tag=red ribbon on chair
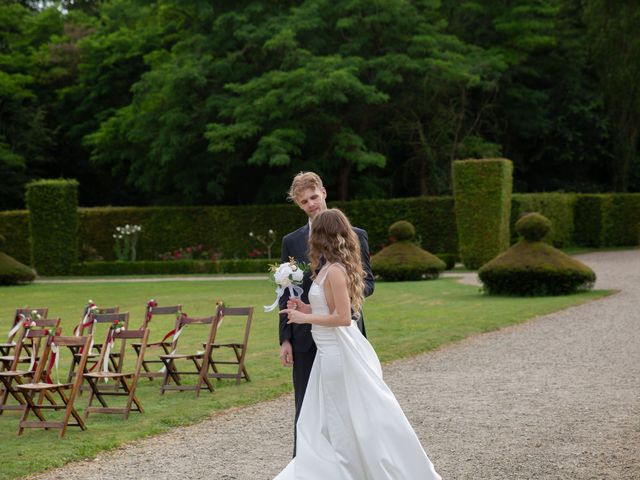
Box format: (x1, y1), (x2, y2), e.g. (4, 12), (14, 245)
(160, 312), (187, 343)
(74, 301), (97, 336)
(7, 313), (25, 342)
(144, 299), (158, 327)
(45, 338), (58, 384)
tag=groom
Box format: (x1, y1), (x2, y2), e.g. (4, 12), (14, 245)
(278, 171), (375, 453)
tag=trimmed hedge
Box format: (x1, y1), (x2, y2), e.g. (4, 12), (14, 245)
(573, 193), (640, 247)
(78, 204), (307, 262)
(70, 259), (273, 276)
(25, 179), (79, 275)
(601, 194), (640, 246)
(333, 196), (458, 255)
(573, 194), (605, 247)
(0, 210), (31, 265)
(453, 158), (513, 269)
(511, 193), (575, 247)
(1, 192), (637, 274)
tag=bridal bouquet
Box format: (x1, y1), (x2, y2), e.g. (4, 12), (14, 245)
(264, 257), (308, 312)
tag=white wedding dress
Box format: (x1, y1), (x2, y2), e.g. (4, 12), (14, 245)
(274, 263), (441, 480)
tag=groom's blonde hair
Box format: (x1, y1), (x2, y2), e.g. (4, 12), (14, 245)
(287, 171), (324, 201)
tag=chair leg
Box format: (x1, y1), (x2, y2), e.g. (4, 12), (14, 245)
(17, 390), (35, 436)
(193, 357), (214, 396)
(59, 388), (86, 438)
(121, 377), (143, 419)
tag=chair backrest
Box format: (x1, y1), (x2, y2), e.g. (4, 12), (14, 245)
(216, 307), (253, 348)
(166, 314), (216, 354)
(10, 319), (61, 374)
(45, 335), (91, 386)
(92, 312), (130, 368)
(142, 303), (182, 327)
(94, 322), (148, 375)
(141, 303), (182, 343)
(75, 305), (120, 336)
(8, 308), (49, 343)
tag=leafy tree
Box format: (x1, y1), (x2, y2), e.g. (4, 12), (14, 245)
(584, 0), (640, 191)
(0, 2), (62, 209)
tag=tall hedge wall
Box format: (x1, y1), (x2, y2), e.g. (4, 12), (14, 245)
(77, 198), (458, 262)
(511, 193), (576, 247)
(78, 204), (308, 261)
(573, 193), (640, 247)
(453, 158), (513, 269)
(25, 179), (79, 275)
(2, 193), (638, 272)
(332, 196), (458, 254)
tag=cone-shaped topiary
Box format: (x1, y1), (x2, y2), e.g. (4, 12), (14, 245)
(0, 250), (36, 285)
(478, 213), (595, 295)
(372, 221), (446, 281)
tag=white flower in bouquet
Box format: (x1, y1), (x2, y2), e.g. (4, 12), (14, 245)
(264, 257), (308, 312)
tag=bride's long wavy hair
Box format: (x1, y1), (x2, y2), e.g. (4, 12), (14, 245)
(309, 209), (365, 316)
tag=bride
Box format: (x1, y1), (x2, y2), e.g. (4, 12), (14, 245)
(276, 208), (441, 480)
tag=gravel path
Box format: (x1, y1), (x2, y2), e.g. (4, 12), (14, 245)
(27, 250), (640, 480)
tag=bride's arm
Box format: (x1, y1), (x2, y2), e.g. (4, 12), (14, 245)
(280, 268), (352, 327)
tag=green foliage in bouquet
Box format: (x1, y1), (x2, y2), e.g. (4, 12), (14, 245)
(479, 213), (596, 295)
(371, 221), (446, 281)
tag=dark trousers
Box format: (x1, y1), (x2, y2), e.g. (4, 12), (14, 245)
(291, 343), (317, 457)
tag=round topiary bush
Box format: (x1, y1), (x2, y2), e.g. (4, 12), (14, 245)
(372, 221), (446, 281)
(516, 212), (551, 241)
(478, 213), (595, 295)
(0, 251), (36, 285)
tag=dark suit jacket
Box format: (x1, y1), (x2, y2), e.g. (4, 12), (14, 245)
(278, 223), (375, 353)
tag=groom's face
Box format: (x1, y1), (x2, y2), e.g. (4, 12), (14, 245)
(295, 187), (327, 219)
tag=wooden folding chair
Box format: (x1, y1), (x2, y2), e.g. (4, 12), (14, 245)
(67, 307), (129, 383)
(0, 322), (61, 417)
(0, 308), (48, 358)
(16, 334), (92, 438)
(66, 306), (120, 383)
(83, 325), (149, 420)
(0, 317), (60, 373)
(206, 307), (253, 385)
(131, 302), (182, 380)
(159, 312), (220, 397)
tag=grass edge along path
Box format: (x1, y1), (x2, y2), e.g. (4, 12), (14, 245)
(0, 278), (612, 480)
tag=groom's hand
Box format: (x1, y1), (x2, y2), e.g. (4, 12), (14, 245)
(279, 340), (294, 367)
(287, 298), (311, 314)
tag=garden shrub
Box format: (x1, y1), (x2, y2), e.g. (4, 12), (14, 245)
(371, 221), (446, 281)
(453, 158), (513, 269)
(25, 179), (79, 275)
(0, 210), (31, 265)
(0, 235), (36, 284)
(70, 259), (273, 276)
(0, 252), (36, 284)
(511, 193), (575, 247)
(479, 213), (596, 295)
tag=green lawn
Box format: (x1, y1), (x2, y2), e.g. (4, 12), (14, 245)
(0, 277), (611, 479)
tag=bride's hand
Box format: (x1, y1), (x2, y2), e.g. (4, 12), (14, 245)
(279, 308), (308, 324)
(287, 298), (311, 314)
